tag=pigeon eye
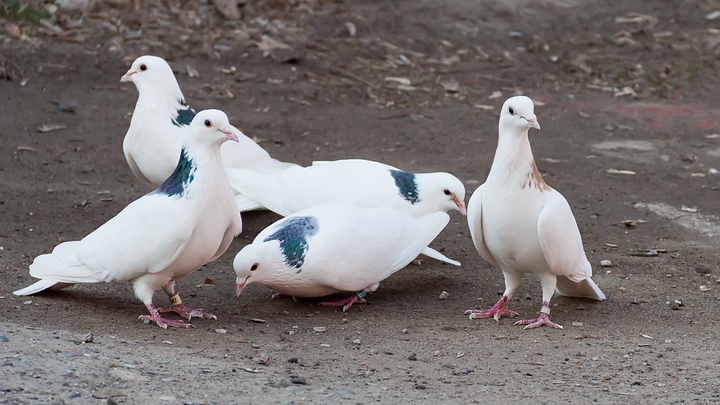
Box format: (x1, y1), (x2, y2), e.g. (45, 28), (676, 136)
(140, 64), (147, 71)
(250, 263), (258, 271)
(204, 119), (212, 127)
(443, 189), (451, 196)
(508, 106), (515, 115)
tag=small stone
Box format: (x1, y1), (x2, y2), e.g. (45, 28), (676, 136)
(159, 396), (176, 401)
(600, 260), (612, 267)
(215, 329), (227, 334)
(402, 329), (408, 334)
(288, 357), (299, 364)
(290, 376), (307, 385)
(352, 339), (361, 345)
(572, 322), (583, 327)
(313, 327), (327, 332)
(0, 334), (9, 342)
(670, 299), (683, 310)
(438, 291), (449, 300)
(414, 384), (426, 389)
(83, 333), (93, 343)
(408, 354), (417, 361)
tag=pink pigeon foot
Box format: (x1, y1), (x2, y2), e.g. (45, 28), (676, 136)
(271, 292), (298, 301)
(158, 303), (217, 321)
(513, 312), (563, 330)
(465, 296), (518, 321)
(318, 291), (367, 312)
(139, 303), (194, 329)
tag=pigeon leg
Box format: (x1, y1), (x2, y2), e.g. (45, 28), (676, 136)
(466, 271), (521, 321)
(513, 301), (563, 329)
(513, 275), (562, 329)
(139, 302), (194, 329)
(157, 293), (217, 320)
(465, 295), (518, 320)
(318, 290), (367, 312)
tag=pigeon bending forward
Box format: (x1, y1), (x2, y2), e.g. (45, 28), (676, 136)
(14, 110), (243, 329)
(465, 96), (604, 330)
(233, 202), (450, 311)
(226, 159), (466, 265)
(121, 55), (295, 209)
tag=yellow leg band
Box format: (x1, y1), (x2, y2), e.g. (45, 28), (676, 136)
(169, 294), (182, 306)
(540, 306), (550, 315)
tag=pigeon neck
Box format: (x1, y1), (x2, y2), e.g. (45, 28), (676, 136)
(488, 126), (547, 191)
(156, 141), (224, 197)
(135, 80), (191, 124)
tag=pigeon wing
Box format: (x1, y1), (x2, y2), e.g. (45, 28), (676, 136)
(466, 184), (497, 264)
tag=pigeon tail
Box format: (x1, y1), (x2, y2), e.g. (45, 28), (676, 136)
(13, 279), (73, 296)
(25, 241), (100, 284)
(555, 276), (605, 300)
(419, 247), (461, 266)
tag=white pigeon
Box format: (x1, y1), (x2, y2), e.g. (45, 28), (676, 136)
(465, 96), (605, 330)
(233, 202), (450, 311)
(14, 109), (243, 329)
(226, 159), (466, 265)
(121, 55), (296, 210)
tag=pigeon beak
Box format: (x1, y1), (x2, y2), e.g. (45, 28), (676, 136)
(120, 70), (135, 82)
(219, 127), (240, 143)
(236, 277), (249, 297)
(454, 198), (467, 216)
(524, 114), (541, 130)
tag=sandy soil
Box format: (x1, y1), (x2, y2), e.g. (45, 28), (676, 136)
(3, 0), (720, 403)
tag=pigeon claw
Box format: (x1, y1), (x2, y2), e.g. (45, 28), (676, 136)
(465, 296), (518, 321)
(159, 303), (217, 321)
(138, 314), (194, 329)
(513, 313), (563, 330)
(318, 295), (366, 312)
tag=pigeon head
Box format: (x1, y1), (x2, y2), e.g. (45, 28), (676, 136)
(499, 96), (540, 133)
(418, 173), (467, 216)
(188, 110), (241, 145)
(121, 55), (176, 90)
(233, 243), (281, 297)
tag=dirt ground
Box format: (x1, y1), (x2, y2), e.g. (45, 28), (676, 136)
(3, 0), (720, 403)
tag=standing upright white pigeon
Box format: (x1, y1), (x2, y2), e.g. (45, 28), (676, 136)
(14, 110), (243, 329)
(226, 159), (466, 265)
(233, 202), (451, 311)
(465, 96), (604, 330)
(121, 55), (296, 210)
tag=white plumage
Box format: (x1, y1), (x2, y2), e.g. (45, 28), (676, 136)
(121, 55), (295, 209)
(233, 202), (451, 311)
(14, 110), (243, 329)
(465, 96), (604, 330)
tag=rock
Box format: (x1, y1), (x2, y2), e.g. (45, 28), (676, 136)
(211, 0), (240, 20)
(288, 357), (298, 364)
(0, 333), (9, 342)
(438, 291), (449, 300)
(290, 376), (307, 385)
(215, 329), (227, 334)
(408, 354), (417, 361)
(600, 260), (612, 267)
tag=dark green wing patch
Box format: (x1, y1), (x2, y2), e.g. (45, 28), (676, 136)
(389, 169), (420, 204)
(155, 148), (196, 197)
(264, 216), (319, 272)
(171, 100), (196, 127)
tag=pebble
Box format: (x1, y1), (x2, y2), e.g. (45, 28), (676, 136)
(215, 329), (227, 334)
(313, 327), (327, 332)
(572, 322), (583, 327)
(288, 357), (299, 363)
(0, 333), (9, 342)
(438, 291), (449, 300)
(408, 354), (417, 361)
(600, 260), (612, 267)
(290, 376), (307, 385)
